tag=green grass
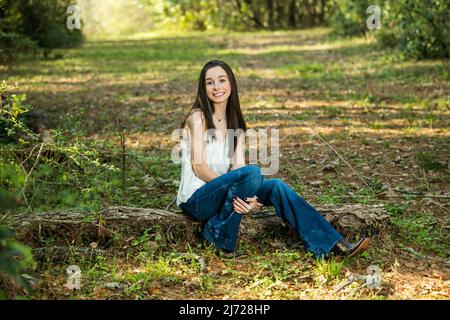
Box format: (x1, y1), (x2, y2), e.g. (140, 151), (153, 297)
(390, 209), (448, 258)
(312, 257), (347, 283)
(417, 152), (447, 171)
(316, 183), (349, 205)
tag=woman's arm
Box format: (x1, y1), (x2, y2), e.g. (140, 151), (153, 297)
(187, 111), (220, 183)
(231, 131), (246, 171)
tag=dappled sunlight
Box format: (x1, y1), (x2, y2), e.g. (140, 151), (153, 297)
(1, 0), (449, 302)
(219, 37), (370, 56)
(2, 26), (448, 300)
(87, 131), (178, 151)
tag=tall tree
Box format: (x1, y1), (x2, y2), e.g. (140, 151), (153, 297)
(289, 0), (297, 28)
(267, 0), (274, 29)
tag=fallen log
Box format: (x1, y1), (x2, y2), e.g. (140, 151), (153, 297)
(7, 204), (390, 251)
(32, 246), (107, 262)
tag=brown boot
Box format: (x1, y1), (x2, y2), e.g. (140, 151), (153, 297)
(334, 237), (371, 258)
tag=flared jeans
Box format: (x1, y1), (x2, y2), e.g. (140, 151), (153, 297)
(179, 165), (343, 258)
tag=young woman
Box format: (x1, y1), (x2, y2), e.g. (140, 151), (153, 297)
(176, 59), (370, 259)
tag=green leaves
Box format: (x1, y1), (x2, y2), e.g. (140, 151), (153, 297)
(313, 257), (347, 283)
(390, 211), (447, 257)
(0, 226), (35, 295)
(1, 0), (83, 51)
(329, 0), (449, 59)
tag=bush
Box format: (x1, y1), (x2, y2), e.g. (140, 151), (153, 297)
(327, 0), (449, 59)
(0, 32), (40, 62)
(328, 0), (372, 36)
(0, 85), (35, 296)
(159, 0), (216, 31)
(0, 0), (83, 58)
(0, 85), (124, 213)
(377, 0), (449, 59)
(0, 226), (35, 298)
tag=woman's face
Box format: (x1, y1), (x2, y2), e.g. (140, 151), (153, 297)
(205, 66), (231, 105)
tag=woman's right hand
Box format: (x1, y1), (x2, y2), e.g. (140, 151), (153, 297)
(232, 196), (263, 215)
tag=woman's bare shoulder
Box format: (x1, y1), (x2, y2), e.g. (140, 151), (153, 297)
(186, 108), (206, 125)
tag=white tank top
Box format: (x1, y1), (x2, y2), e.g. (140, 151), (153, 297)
(176, 128), (231, 207)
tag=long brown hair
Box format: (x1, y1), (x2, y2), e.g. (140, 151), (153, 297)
(180, 59), (247, 153)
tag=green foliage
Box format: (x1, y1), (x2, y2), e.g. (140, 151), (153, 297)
(0, 31), (40, 62)
(170, 0), (214, 31)
(312, 257), (347, 282)
(0, 0), (83, 60)
(328, 0), (449, 59)
(328, 0), (370, 36)
(1, 88), (124, 212)
(316, 183), (349, 205)
(385, 203), (406, 216)
(1, 82), (181, 213)
(390, 211), (447, 257)
(0, 227), (35, 295)
(417, 151), (447, 171)
(0, 82), (35, 299)
(0, 92), (37, 144)
(378, 0), (449, 59)
(152, 0), (247, 31)
(89, 0), (331, 33)
(0, 160), (35, 298)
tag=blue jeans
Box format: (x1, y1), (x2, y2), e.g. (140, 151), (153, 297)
(179, 165), (343, 258)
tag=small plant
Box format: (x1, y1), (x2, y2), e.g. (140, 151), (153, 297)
(354, 188), (376, 205)
(145, 257), (177, 281)
(385, 203), (406, 216)
(371, 121), (385, 130)
(312, 257), (347, 283)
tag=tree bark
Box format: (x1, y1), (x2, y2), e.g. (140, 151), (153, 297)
(243, 0), (265, 28)
(267, 0), (275, 29)
(319, 0), (327, 24)
(7, 204), (390, 249)
(288, 0), (297, 28)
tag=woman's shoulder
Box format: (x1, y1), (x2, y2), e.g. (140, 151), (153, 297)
(186, 108), (206, 126)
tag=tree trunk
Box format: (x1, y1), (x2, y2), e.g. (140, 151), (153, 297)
(319, 0), (327, 24)
(243, 0), (265, 28)
(7, 204), (390, 250)
(267, 0), (275, 29)
(297, 0), (305, 28)
(275, 0), (286, 29)
(288, 0), (297, 28)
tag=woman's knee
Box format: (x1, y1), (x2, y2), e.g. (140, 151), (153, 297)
(267, 178), (288, 191)
(234, 165), (263, 193)
(238, 164), (261, 179)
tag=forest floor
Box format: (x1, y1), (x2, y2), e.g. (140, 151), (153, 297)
(1, 27), (449, 300)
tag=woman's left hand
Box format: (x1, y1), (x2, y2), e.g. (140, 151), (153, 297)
(232, 196), (264, 215)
